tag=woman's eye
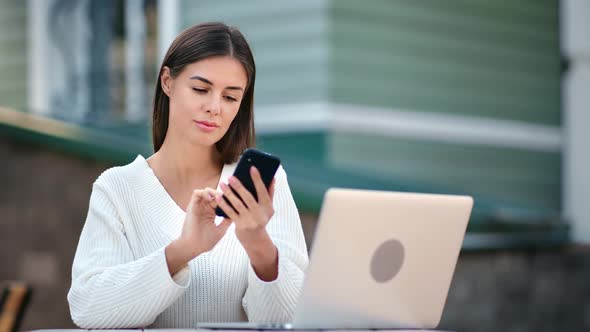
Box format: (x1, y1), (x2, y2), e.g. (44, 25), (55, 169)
(225, 96), (238, 102)
(192, 88), (207, 94)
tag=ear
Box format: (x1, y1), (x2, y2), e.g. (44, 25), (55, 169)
(160, 66), (173, 97)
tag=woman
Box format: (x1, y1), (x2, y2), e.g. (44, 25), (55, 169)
(67, 22), (309, 329)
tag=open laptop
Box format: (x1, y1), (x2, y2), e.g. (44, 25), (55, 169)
(198, 188), (473, 330)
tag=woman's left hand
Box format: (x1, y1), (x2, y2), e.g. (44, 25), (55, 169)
(216, 166), (279, 281)
(216, 166), (276, 250)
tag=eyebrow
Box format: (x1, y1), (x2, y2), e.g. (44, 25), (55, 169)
(190, 75), (243, 91)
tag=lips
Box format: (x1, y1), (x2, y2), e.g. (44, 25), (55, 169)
(194, 120), (218, 128)
(193, 120), (219, 133)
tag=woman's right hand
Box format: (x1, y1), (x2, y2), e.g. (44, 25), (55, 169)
(165, 188), (232, 275)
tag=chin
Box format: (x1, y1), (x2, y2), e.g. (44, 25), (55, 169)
(191, 133), (222, 147)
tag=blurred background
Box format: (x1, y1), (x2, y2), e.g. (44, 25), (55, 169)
(0, 0), (589, 331)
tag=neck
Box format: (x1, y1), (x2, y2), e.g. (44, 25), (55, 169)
(148, 135), (222, 186)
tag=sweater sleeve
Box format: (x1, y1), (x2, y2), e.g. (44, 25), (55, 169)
(242, 166), (309, 323)
(67, 181), (190, 328)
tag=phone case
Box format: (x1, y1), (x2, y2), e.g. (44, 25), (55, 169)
(215, 148), (281, 218)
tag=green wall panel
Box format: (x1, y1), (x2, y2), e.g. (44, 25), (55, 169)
(0, 0), (27, 110)
(180, 0), (330, 106)
(330, 0), (560, 125)
(178, 0), (562, 219)
(328, 132), (560, 212)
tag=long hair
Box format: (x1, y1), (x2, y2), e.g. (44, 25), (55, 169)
(152, 22), (256, 164)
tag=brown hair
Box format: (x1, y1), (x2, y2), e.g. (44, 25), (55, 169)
(152, 22), (256, 164)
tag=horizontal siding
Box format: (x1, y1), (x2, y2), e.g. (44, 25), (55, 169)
(0, 92), (26, 109)
(178, 0), (562, 216)
(330, 0), (560, 125)
(180, 0), (330, 106)
(0, 35), (26, 52)
(0, 0), (27, 110)
(328, 133), (560, 212)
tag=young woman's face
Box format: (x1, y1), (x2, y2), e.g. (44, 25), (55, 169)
(162, 56), (248, 149)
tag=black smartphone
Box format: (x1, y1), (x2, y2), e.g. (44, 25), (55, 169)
(215, 148), (281, 218)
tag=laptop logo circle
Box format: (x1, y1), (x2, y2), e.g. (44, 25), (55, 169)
(370, 239), (405, 283)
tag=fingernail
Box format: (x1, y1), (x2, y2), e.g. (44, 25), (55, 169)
(220, 182), (228, 190)
(228, 177), (235, 184)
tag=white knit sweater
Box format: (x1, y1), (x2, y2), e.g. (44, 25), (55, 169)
(67, 155), (309, 329)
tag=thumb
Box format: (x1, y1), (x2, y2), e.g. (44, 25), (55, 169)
(187, 189), (203, 213)
(203, 187), (220, 210)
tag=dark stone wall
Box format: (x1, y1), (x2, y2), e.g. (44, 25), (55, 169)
(0, 137), (109, 329)
(1, 137), (588, 331)
(441, 248), (590, 332)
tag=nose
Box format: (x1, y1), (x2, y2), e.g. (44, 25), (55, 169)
(205, 93), (221, 115)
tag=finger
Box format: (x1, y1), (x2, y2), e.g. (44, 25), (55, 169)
(202, 187), (219, 200)
(220, 182), (248, 215)
(207, 197), (218, 210)
(187, 189), (203, 212)
(203, 187), (221, 209)
(193, 189), (204, 200)
(195, 189), (217, 211)
(250, 166), (271, 205)
(216, 192), (239, 220)
(228, 176), (257, 209)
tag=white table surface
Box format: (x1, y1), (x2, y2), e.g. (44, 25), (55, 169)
(30, 329), (452, 332)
